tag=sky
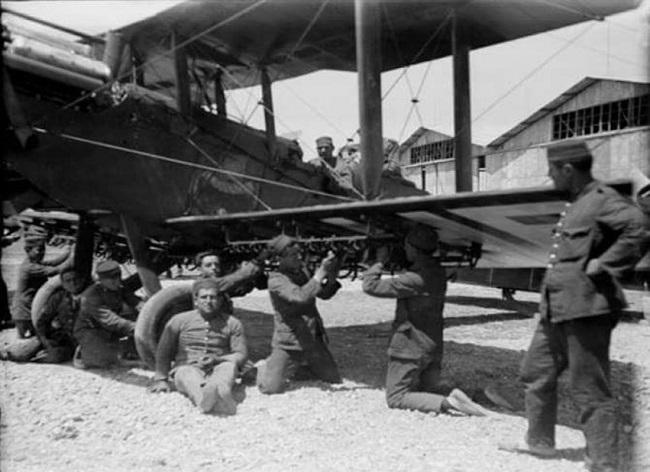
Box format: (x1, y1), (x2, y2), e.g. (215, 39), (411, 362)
(4, 0), (649, 161)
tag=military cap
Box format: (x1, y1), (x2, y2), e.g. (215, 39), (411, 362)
(192, 277), (224, 296)
(267, 234), (294, 256)
(316, 136), (334, 148)
(95, 259), (121, 277)
(405, 225), (439, 253)
(546, 141), (592, 166)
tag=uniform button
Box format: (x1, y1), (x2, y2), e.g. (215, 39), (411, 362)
(547, 264), (553, 269)
(557, 222), (563, 227)
(565, 202), (571, 207)
(552, 244), (558, 248)
(550, 254), (556, 259)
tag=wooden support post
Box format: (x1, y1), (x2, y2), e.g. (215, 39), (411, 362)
(172, 30), (191, 116)
(260, 67), (277, 162)
(73, 212), (94, 285)
(355, 0), (383, 201)
(120, 215), (162, 297)
(214, 69), (227, 116)
(452, 12), (473, 192)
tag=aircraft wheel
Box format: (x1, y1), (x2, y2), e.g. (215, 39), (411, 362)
(135, 282), (193, 368)
(31, 276), (63, 329)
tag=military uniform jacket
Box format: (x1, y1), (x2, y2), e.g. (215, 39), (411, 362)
(35, 288), (80, 344)
(268, 268), (340, 351)
(155, 310), (247, 379)
(540, 180), (646, 322)
(362, 258), (447, 360)
(74, 282), (139, 341)
(10, 252), (71, 321)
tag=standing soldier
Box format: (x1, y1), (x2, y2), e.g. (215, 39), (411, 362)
(73, 260), (142, 368)
(502, 141), (647, 472)
(256, 235), (342, 394)
(362, 225), (489, 417)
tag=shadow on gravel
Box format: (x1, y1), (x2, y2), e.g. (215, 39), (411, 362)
(444, 312), (531, 327)
(73, 306), (638, 471)
(446, 295), (538, 315)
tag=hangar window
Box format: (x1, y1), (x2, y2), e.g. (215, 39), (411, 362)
(552, 93), (649, 140)
(410, 138), (454, 164)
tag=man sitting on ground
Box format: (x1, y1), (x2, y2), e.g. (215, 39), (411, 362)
(11, 226), (73, 339)
(148, 278), (247, 415)
(73, 260), (142, 368)
(34, 267), (87, 363)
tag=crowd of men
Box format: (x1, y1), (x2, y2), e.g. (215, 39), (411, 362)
(1, 140), (647, 472)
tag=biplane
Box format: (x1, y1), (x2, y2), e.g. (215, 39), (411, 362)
(2, 1), (648, 360)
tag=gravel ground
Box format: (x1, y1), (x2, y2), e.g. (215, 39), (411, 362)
(1, 280), (649, 472)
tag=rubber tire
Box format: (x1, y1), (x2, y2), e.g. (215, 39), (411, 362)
(31, 276), (62, 329)
(135, 282), (193, 368)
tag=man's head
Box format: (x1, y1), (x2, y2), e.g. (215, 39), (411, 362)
(23, 225), (47, 261)
(24, 239), (46, 262)
(192, 278), (227, 316)
(95, 259), (122, 291)
(60, 268), (85, 295)
(196, 251), (222, 278)
(316, 136), (334, 160)
(546, 141), (593, 193)
(404, 225), (439, 261)
(267, 234), (302, 271)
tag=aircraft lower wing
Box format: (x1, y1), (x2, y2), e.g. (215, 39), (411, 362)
(166, 181), (635, 270)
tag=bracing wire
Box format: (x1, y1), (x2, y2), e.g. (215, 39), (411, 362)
(31, 127), (355, 202)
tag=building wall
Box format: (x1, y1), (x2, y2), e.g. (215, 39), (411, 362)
(484, 80), (649, 191)
(397, 129), (485, 194)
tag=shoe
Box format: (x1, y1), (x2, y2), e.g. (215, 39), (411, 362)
(498, 439), (557, 458)
(584, 454), (617, 472)
(72, 346), (86, 369)
(446, 388), (491, 416)
(484, 385), (516, 411)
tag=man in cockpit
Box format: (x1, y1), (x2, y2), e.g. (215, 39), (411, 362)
(308, 136), (338, 168)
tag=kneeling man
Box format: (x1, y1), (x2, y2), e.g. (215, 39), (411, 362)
(149, 278), (247, 415)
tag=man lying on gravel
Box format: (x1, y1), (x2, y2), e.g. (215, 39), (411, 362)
(362, 225), (489, 417)
(256, 235), (342, 394)
(148, 278), (247, 415)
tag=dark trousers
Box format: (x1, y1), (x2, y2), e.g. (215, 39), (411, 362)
(76, 329), (122, 368)
(257, 343), (341, 394)
(520, 316), (617, 470)
(386, 356), (445, 413)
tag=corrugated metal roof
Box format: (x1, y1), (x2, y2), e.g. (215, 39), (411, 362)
(487, 77), (650, 149)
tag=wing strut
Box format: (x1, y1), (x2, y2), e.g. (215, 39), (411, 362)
(452, 12), (473, 192)
(355, 0), (383, 201)
(261, 66), (277, 163)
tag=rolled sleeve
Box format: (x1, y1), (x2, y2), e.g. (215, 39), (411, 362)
(362, 264), (422, 298)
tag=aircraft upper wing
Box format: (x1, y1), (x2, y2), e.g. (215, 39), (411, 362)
(117, 0), (641, 91)
(166, 181), (633, 269)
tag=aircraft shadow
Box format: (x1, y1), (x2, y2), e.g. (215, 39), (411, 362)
(62, 306), (639, 470)
(445, 295), (539, 315)
(235, 308), (640, 469)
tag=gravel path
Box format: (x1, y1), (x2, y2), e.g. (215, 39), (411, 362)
(2, 282), (648, 472)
